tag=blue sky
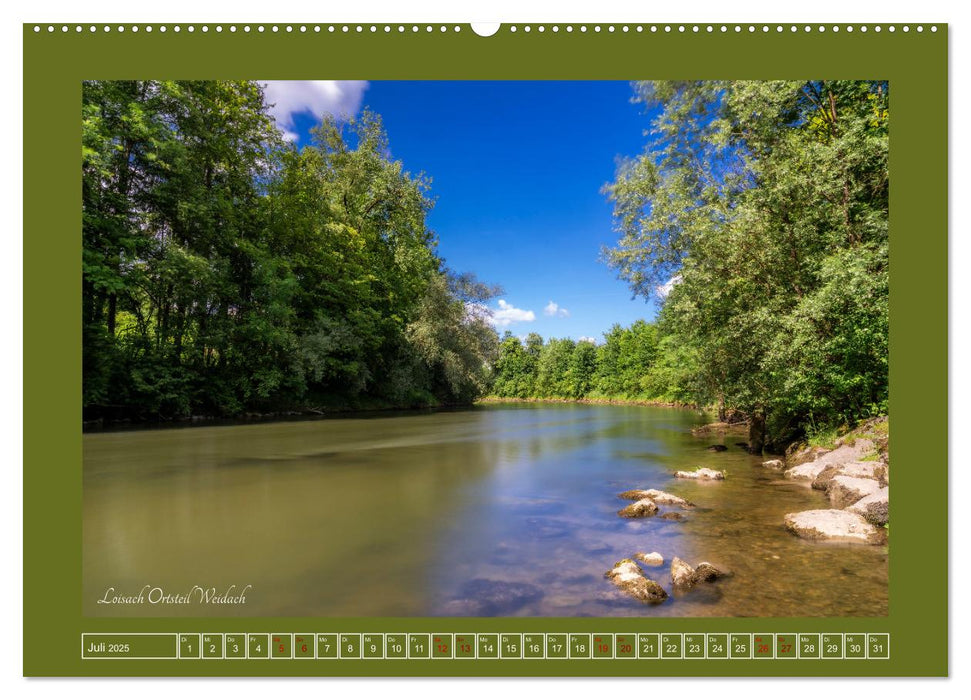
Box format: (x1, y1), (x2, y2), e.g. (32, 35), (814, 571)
(263, 80), (661, 343)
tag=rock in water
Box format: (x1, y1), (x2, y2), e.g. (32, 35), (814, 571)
(669, 557), (729, 588)
(826, 475), (883, 508)
(670, 556), (697, 588)
(762, 459), (784, 470)
(660, 512), (684, 521)
(617, 498), (659, 518)
(846, 487), (889, 527)
(784, 509), (886, 545)
(618, 489), (693, 508)
(674, 468), (725, 480)
(694, 562), (730, 582)
(635, 551), (664, 567)
(707, 444), (728, 452)
(605, 559), (668, 603)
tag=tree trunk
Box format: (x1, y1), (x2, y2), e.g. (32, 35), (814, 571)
(107, 293), (117, 337)
(748, 410), (766, 455)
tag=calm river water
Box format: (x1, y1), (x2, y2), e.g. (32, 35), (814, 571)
(83, 403), (888, 617)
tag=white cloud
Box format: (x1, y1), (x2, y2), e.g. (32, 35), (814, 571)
(579, 336), (597, 344)
(464, 301), (492, 323)
(657, 274), (683, 298)
(543, 300), (570, 318)
(261, 81), (369, 141)
(490, 299), (536, 327)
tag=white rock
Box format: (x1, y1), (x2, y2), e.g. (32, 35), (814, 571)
(813, 461), (888, 491)
(846, 486), (889, 526)
(605, 559), (667, 603)
(762, 459), (785, 470)
(670, 556), (697, 587)
(784, 509), (885, 545)
(617, 498), (659, 518)
(784, 439), (875, 481)
(827, 475), (883, 508)
(607, 559), (643, 583)
(635, 551), (664, 567)
(620, 489), (693, 507)
(674, 467), (725, 480)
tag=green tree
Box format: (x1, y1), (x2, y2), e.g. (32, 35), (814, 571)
(568, 340), (598, 398)
(605, 80), (889, 447)
(82, 82), (501, 421)
(535, 338), (576, 397)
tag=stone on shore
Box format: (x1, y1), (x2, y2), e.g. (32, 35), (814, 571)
(762, 459), (785, 470)
(617, 498), (659, 518)
(784, 509), (886, 545)
(605, 559), (668, 603)
(785, 444), (831, 468)
(635, 551), (664, 567)
(812, 461), (889, 491)
(618, 489), (693, 508)
(827, 475), (883, 508)
(784, 439), (875, 481)
(670, 556), (697, 588)
(846, 487), (889, 527)
(674, 467), (725, 480)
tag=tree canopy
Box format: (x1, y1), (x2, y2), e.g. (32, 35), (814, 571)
(83, 81), (500, 420)
(604, 81), (889, 446)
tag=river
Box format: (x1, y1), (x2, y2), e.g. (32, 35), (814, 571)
(83, 403), (888, 617)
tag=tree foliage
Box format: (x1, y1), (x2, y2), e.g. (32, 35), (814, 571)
(604, 80), (889, 446)
(490, 325), (667, 402)
(82, 81), (499, 420)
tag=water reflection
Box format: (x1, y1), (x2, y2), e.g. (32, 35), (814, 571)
(83, 404), (887, 617)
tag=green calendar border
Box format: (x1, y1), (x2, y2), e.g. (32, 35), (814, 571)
(22, 22), (948, 677)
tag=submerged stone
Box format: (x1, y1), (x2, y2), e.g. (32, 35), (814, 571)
(444, 578), (544, 616)
(617, 498), (659, 518)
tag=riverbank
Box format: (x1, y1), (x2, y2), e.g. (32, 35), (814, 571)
(476, 395), (702, 410)
(84, 394), (700, 432)
(82, 397), (469, 432)
(774, 416), (890, 544)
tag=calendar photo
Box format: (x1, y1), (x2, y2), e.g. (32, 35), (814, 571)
(81, 78), (889, 619)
